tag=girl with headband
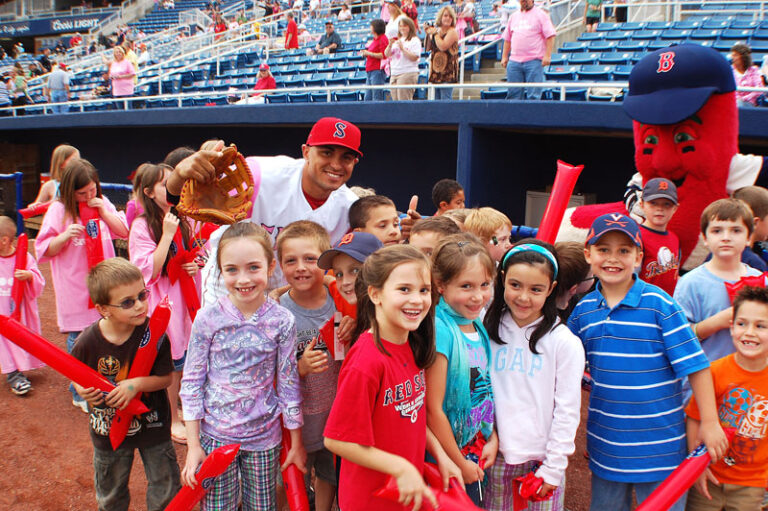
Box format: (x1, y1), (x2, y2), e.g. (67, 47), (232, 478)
(482, 239), (585, 511)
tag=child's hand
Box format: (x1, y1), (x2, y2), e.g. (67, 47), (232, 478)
(459, 458), (484, 484)
(281, 442), (307, 473)
(105, 378), (140, 410)
(394, 460), (437, 511)
(298, 338), (329, 376)
(162, 212), (180, 238)
(400, 195), (421, 241)
(76, 385), (104, 407)
(693, 467), (719, 499)
(538, 482), (557, 498)
(698, 419), (729, 462)
(337, 316), (356, 344)
(181, 262), (198, 277)
(13, 269), (33, 281)
(87, 197), (105, 211)
(65, 223), (85, 240)
(181, 444), (207, 488)
(480, 431), (499, 470)
(435, 451), (464, 492)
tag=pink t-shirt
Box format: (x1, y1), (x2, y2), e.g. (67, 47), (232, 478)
(110, 58), (136, 97)
(129, 216), (200, 360)
(0, 251), (45, 374)
(35, 198), (127, 332)
(502, 6), (556, 63)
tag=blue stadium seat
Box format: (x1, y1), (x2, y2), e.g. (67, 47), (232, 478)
(588, 41), (617, 52)
(560, 41), (588, 52)
(646, 21), (672, 30)
(752, 29), (768, 40)
(325, 77), (347, 87)
(730, 20), (758, 29)
(311, 92), (329, 102)
(544, 65), (579, 81)
(631, 29), (661, 40)
(720, 28), (752, 39)
(673, 20), (700, 29)
(702, 20), (730, 29)
(579, 32), (604, 41)
(616, 40), (647, 51)
(620, 22), (645, 30)
(661, 29), (691, 39)
(599, 52), (632, 65)
(334, 91), (361, 101)
(266, 93), (289, 103)
(569, 52), (599, 65)
(751, 41), (768, 52)
(649, 40), (679, 50)
(713, 40), (736, 51)
(612, 65), (632, 80)
(689, 29), (721, 39)
(304, 77), (326, 88)
(564, 88), (588, 101)
(605, 30), (633, 40)
(577, 65), (613, 81)
(481, 90), (507, 99)
(595, 22), (619, 31)
(549, 53), (567, 65)
(288, 92), (312, 103)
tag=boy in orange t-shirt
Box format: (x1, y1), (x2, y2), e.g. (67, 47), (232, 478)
(685, 285), (768, 510)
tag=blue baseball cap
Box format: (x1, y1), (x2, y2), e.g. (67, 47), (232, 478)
(623, 44), (735, 125)
(586, 213), (643, 248)
(318, 231), (382, 269)
(642, 177), (678, 204)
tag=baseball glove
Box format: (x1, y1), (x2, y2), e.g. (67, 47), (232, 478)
(177, 144), (254, 225)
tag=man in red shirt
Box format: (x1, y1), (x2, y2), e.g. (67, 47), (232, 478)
(285, 11), (299, 49)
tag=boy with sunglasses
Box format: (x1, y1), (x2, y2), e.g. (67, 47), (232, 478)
(72, 258), (180, 511)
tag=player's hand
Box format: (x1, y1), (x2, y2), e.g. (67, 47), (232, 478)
(337, 315), (356, 344)
(400, 195), (421, 241)
(176, 150), (221, 184)
(105, 378), (140, 410)
(13, 269), (33, 281)
(693, 468), (719, 500)
(394, 460), (437, 511)
(181, 444), (207, 488)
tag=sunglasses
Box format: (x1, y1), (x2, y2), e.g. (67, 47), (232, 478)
(106, 288), (151, 309)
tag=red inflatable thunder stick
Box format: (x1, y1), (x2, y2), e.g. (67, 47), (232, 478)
(512, 471), (553, 511)
(164, 443), (240, 511)
(18, 202), (51, 219)
(9, 233), (27, 320)
(79, 202), (105, 308)
(109, 297), (172, 450)
(281, 426), (310, 511)
(725, 273), (767, 303)
(0, 314), (149, 416)
(167, 229), (201, 322)
(374, 462), (482, 511)
(535, 161), (584, 244)
(635, 428), (736, 511)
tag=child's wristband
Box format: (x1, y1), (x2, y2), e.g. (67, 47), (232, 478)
(692, 322), (700, 339)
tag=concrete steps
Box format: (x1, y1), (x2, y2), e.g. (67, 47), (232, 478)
(456, 59), (506, 99)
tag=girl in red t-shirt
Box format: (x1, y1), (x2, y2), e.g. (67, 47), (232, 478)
(324, 245), (462, 510)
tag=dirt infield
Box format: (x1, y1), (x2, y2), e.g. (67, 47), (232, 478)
(0, 262), (592, 511)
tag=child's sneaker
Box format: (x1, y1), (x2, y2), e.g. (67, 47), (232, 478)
(72, 398), (89, 413)
(8, 373), (31, 396)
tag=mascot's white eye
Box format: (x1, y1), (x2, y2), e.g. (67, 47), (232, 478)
(644, 135), (659, 145)
(674, 132), (695, 143)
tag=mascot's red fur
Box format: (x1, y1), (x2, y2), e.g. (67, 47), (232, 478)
(561, 44), (762, 269)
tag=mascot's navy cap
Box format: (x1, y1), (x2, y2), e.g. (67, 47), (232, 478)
(623, 44), (735, 125)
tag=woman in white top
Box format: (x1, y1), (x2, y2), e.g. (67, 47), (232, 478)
(385, 15), (421, 100)
(337, 3), (352, 20)
(384, 0), (410, 39)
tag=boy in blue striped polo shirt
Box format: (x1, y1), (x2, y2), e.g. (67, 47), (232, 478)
(568, 213), (729, 511)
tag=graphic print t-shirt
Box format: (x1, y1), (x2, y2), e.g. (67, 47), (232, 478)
(324, 332), (426, 511)
(71, 319), (174, 451)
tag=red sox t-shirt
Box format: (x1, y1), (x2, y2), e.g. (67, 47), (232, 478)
(324, 331), (426, 510)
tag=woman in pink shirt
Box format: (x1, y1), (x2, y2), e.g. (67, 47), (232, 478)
(731, 43), (764, 107)
(34, 158), (129, 412)
(109, 46), (137, 98)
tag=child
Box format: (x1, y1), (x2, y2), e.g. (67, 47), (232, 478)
(464, 207), (513, 262)
(426, 233), (498, 506)
(129, 163), (200, 444)
(180, 222), (305, 511)
(675, 199), (764, 369)
(318, 230), (383, 309)
(732, 185), (768, 271)
(0, 216), (45, 395)
(638, 177), (681, 296)
(443, 208), (470, 230)
(553, 240), (593, 321)
(568, 213), (728, 511)
(361, 19), (388, 101)
(30, 144), (79, 206)
(409, 216), (461, 257)
(349, 194), (401, 246)
(276, 220), (339, 511)
(324, 245), (461, 511)
(71, 258), (180, 511)
(483, 239), (584, 510)
(35, 158), (129, 412)
(124, 162), (150, 227)
(685, 286), (768, 511)
(431, 178), (465, 216)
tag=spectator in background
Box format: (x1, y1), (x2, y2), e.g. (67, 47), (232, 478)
(731, 43), (764, 107)
(213, 13), (228, 38)
(122, 40), (140, 83)
(0, 47), (6, 60)
(500, 0), (556, 100)
(12, 41), (24, 58)
(307, 21), (342, 55)
(237, 9), (248, 24)
(109, 46), (136, 98)
(384, 0), (409, 40)
(584, 0), (601, 32)
(424, 6), (459, 100)
(55, 40), (66, 54)
(361, 18), (388, 101)
(39, 48), (53, 73)
(88, 39), (99, 54)
(457, 0), (476, 36)
(293, 0), (304, 21)
(9, 67), (29, 114)
(137, 43), (151, 65)
(401, 0), (418, 24)
(45, 62), (70, 114)
(70, 33), (83, 48)
(337, 3), (352, 20)
(285, 11), (299, 49)
(27, 63), (43, 78)
(385, 15), (421, 100)
(0, 75), (11, 106)
(297, 23), (314, 45)
(254, 62), (277, 92)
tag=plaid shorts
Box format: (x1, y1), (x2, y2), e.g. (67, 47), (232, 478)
(200, 434), (280, 511)
(483, 453), (565, 511)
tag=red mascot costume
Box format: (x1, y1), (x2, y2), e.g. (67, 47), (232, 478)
(562, 44), (767, 269)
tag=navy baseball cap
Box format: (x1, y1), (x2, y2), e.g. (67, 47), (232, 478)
(586, 213), (643, 248)
(318, 231), (382, 269)
(623, 44), (735, 125)
(642, 177), (678, 204)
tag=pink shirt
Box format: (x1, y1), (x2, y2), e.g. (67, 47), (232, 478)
(110, 58), (136, 97)
(35, 198), (127, 332)
(734, 65), (764, 106)
(502, 6), (556, 63)
(0, 251), (45, 374)
(129, 216), (200, 360)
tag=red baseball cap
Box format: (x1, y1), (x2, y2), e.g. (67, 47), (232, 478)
(259, 62), (269, 70)
(305, 117), (363, 157)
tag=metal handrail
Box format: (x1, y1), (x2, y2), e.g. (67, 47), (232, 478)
(457, 21), (504, 99)
(600, 0), (768, 21)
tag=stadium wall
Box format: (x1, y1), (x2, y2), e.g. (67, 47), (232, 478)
(2, 101), (767, 221)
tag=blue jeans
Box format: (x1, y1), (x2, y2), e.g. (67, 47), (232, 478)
(364, 69), (386, 101)
(590, 474), (687, 511)
(49, 90), (68, 114)
(434, 86), (453, 100)
(67, 331), (85, 403)
(93, 440), (180, 511)
(505, 59), (545, 100)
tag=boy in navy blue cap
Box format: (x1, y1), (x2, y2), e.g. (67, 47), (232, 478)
(318, 231), (382, 308)
(568, 213), (727, 511)
(638, 177), (681, 296)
